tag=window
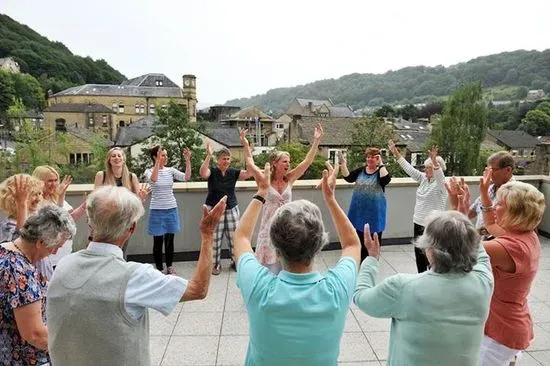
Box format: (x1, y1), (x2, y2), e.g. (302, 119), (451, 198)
(55, 118), (66, 132)
(112, 103), (118, 112)
(149, 104), (156, 114)
(275, 123), (284, 129)
(88, 117), (94, 126)
(140, 104), (145, 113)
(155, 80), (163, 86)
(102, 115), (108, 127)
(119, 121), (125, 127)
(69, 152), (93, 166)
(328, 149), (342, 165)
(135, 104), (140, 113)
(118, 103), (125, 113)
(161, 105), (168, 111)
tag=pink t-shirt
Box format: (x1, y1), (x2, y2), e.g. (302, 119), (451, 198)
(484, 231), (540, 350)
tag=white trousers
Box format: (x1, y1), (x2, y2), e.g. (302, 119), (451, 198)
(479, 335), (522, 366)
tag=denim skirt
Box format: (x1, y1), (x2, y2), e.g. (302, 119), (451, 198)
(148, 208), (180, 236)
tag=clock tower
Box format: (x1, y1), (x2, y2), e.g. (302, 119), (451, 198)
(182, 74), (197, 123)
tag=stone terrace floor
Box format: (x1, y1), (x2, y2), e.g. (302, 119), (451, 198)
(149, 236), (550, 366)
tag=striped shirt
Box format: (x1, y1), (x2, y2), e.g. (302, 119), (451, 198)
(397, 157), (447, 226)
(144, 167), (186, 210)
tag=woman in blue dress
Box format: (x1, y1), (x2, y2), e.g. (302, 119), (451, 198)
(340, 147), (391, 261)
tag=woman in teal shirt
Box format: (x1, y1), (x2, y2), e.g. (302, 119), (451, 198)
(354, 211), (494, 366)
(234, 159), (361, 366)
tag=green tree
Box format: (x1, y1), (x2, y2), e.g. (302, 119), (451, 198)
(0, 70), (15, 114)
(11, 73), (45, 110)
(374, 105), (395, 118)
(429, 82), (488, 175)
(515, 86), (528, 99)
(132, 101), (205, 179)
(397, 104), (418, 121)
(518, 109), (550, 136)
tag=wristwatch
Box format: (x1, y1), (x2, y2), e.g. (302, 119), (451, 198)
(252, 194), (266, 204)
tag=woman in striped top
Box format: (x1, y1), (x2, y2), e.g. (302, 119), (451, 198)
(388, 140), (447, 272)
(144, 145), (191, 274)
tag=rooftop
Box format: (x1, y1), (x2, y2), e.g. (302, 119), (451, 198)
(146, 236), (550, 365)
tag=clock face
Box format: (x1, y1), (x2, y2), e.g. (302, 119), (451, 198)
(184, 80), (190, 86)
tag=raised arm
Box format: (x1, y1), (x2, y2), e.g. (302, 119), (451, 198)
(352, 224), (403, 318)
(389, 139), (423, 182)
(237, 130), (253, 180)
(181, 196), (227, 301)
(429, 146), (446, 188)
(479, 168), (507, 237)
(183, 147), (192, 181)
(149, 148), (163, 182)
(234, 161), (271, 264)
(321, 161), (361, 267)
(56, 175), (72, 207)
(69, 196), (87, 222)
(287, 123), (324, 183)
(199, 143), (212, 179)
(339, 150), (350, 177)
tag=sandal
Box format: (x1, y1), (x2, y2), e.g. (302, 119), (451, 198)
(212, 264), (221, 275)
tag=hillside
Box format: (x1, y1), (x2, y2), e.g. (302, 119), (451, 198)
(0, 13), (125, 94)
(226, 49), (550, 113)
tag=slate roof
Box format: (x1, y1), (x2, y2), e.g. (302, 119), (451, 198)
(295, 117), (358, 146)
(226, 106), (273, 121)
(114, 116), (158, 147)
(52, 83), (182, 98)
(45, 103), (113, 113)
(296, 98), (334, 107)
(328, 106), (356, 118)
(204, 125), (242, 147)
(121, 73), (179, 88)
(487, 130), (540, 149)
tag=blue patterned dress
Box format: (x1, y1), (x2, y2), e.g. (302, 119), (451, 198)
(0, 246), (49, 365)
(345, 166), (391, 233)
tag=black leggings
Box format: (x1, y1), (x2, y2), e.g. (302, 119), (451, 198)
(153, 234), (174, 270)
(414, 223), (430, 273)
(357, 229), (383, 262)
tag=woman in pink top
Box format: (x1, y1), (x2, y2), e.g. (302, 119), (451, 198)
(241, 124), (324, 274)
(450, 172), (545, 366)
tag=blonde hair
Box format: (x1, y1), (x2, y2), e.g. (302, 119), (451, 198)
(497, 181), (545, 232)
(268, 150), (291, 181)
(32, 165), (60, 204)
(104, 147), (134, 191)
(0, 174), (44, 217)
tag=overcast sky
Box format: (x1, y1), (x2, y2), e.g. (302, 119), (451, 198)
(2, 0), (550, 107)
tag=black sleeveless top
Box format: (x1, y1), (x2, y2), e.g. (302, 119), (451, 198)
(102, 171), (132, 188)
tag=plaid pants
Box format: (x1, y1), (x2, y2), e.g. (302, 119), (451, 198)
(209, 205), (240, 266)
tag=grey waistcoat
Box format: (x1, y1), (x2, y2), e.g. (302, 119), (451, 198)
(47, 250), (150, 366)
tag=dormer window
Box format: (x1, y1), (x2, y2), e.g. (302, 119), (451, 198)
(155, 80), (163, 86)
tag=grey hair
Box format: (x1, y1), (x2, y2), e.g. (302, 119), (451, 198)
(414, 211), (479, 273)
(487, 151), (514, 169)
(215, 147), (231, 158)
(269, 200), (328, 266)
(19, 205), (76, 247)
(424, 156), (446, 171)
(87, 186), (144, 243)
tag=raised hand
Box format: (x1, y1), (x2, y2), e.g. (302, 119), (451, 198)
(429, 145), (439, 162)
(183, 147), (191, 161)
(239, 128), (249, 145)
(313, 123), (324, 141)
(479, 167), (492, 195)
(206, 142), (213, 156)
(14, 175), (31, 204)
(57, 175), (73, 196)
(319, 160), (339, 199)
(388, 140), (399, 156)
(376, 154), (384, 167)
(363, 223), (380, 260)
(199, 196), (227, 235)
(337, 150), (346, 165)
(248, 162), (271, 193)
(457, 183), (471, 216)
(138, 183), (151, 201)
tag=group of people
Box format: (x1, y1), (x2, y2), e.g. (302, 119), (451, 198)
(0, 125), (546, 366)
